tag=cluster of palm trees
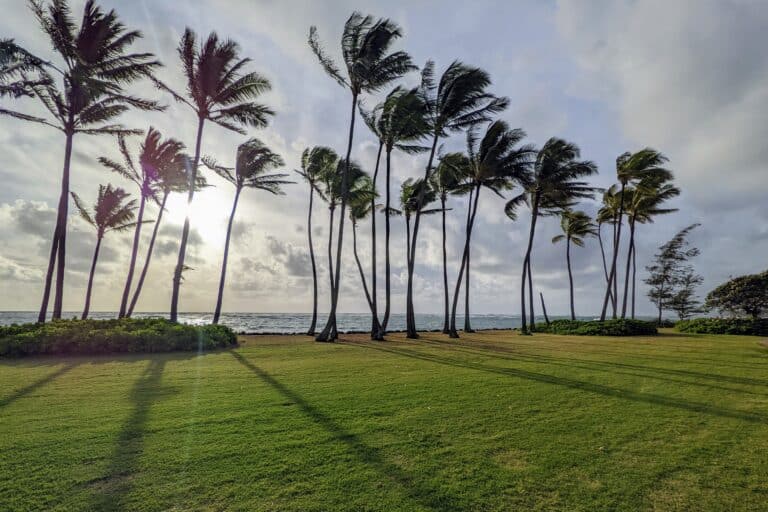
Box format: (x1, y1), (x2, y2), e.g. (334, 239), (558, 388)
(2, 3), (682, 338)
(1, 0), (290, 323)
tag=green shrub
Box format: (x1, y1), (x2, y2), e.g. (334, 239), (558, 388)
(675, 318), (768, 336)
(0, 318), (238, 358)
(534, 319), (658, 336)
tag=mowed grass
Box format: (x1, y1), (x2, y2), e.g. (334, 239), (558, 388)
(1, 330), (768, 511)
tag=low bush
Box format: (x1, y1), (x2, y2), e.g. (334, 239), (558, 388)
(675, 318), (768, 336)
(534, 319), (658, 336)
(0, 318), (238, 357)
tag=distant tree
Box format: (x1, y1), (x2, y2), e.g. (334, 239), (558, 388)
(668, 266), (703, 320)
(203, 139), (289, 324)
(644, 224), (700, 323)
(71, 185), (141, 319)
(552, 210), (597, 320)
(705, 271), (768, 319)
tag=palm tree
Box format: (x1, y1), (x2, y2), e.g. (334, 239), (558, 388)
(295, 147), (337, 335)
(430, 153), (464, 333)
(552, 210), (597, 320)
(1, 1), (161, 322)
(152, 29), (274, 322)
(202, 139), (289, 324)
(0, 38), (49, 98)
(507, 138), (597, 334)
(405, 60), (508, 338)
(599, 149), (671, 321)
(71, 185), (140, 319)
(308, 12), (415, 342)
(99, 128), (185, 318)
(127, 149), (193, 317)
(597, 185), (620, 315)
(360, 86), (429, 338)
(396, 179), (440, 279)
(348, 175), (378, 312)
(622, 177), (680, 318)
(447, 121), (535, 338)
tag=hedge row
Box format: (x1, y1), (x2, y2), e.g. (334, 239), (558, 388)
(0, 318), (238, 357)
(534, 319), (658, 336)
(675, 318), (768, 336)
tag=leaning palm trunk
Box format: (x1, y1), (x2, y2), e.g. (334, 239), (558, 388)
(118, 194), (146, 318)
(305, 187), (318, 335)
(527, 257), (535, 330)
(520, 193), (540, 333)
(326, 205), (337, 336)
(440, 195), (450, 333)
(620, 216), (636, 318)
(463, 189), (476, 333)
(405, 136), (440, 338)
(382, 150), (394, 333)
(449, 186), (480, 338)
(317, 94), (358, 342)
(631, 241), (637, 319)
(82, 235), (103, 320)
(170, 118), (205, 322)
(370, 143), (383, 339)
(566, 235), (575, 320)
(601, 185), (626, 321)
(597, 222), (614, 306)
(128, 192), (169, 316)
(212, 188), (241, 324)
(352, 221), (376, 316)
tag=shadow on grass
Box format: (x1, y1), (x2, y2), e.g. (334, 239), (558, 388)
(348, 342), (767, 425)
(0, 362), (79, 409)
(88, 358), (171, 510)
(230, 351), (465, 511)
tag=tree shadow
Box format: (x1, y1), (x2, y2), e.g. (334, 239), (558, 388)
(0, 362), (79, 409)
(88, 358), (172, 510)
(346, 342), (767, 425)
(229, 351), (466, 511)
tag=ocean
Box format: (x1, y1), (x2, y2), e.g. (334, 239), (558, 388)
(0, 311), (563, 334)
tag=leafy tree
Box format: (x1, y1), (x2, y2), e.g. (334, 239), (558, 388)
(2, 0), (162, 322)
(601, 149), (672, 321)
(705, 271), (768, 319)
(203, 139), (289, 324)
(552, 210), (596, 320)
(405, 60), (508, 338)
(295, 146), (338, 335)
(309, 12), (415, 342)
(152, 28), (274, 322)
(668, 266), (703, 320)
(71, 185), (141, 319)
(644, 223), (700, 323)
(507, 138), (596, 334)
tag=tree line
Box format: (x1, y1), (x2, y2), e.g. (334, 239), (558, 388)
(2, 2), (690, 340)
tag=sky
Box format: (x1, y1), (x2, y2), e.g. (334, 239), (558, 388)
(0, 0), (766, 317)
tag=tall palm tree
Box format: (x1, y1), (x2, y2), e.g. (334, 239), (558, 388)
(396, 178), (440, 277)
(507, 138), (597, 334)
(447, 121), (535, 338)
(599, 149), (671, 321)
(295, 146), (337, 335)
(71, 185), (140, 319)
(622, 177), (680, 318)
(360, 86), (429, 338)
(348, 175), (378, 312)
(152, 29), (274, 322)
(202, 139), (289, 324)
(405, 60), (508, 338)
(127, 149), (193, 317)
(430, 153), (464, 333)
(99, 128), (185, 318)
(1, 1), (161, 322)
(552, 210), (596, 320)
(308, 12), (415, 342)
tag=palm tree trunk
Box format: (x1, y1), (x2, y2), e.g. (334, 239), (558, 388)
(566, 236), (575, 320)
(371, 142), (383, 339)
(463, 190), (475, 333)
(327, 205), (336, 333)
(601, 184), (625, 321)
(353, 221), (375, 314)
(317, 92), (358, 342)
(611, 219), (618, 315)
(128, 192), (169, 317)
(539, 292), (550, 325)
(527, 257), (535, 330)
(597, 223), (613, 306)
(118, 193), (146, 318)
(406, 134), (440, 339)
(171, 116), (205, 323)
(38, 224), (59, 323)
(621, 216), (636, 318)
(449, 185), (480, 338)
(51, 129), (75, 320)
(306, 187), (318, 335)
(82, 235), (102, 320)
(213, 187), (241, 324)
(631, 240), (637, 319)
(440, 195), (449, 334)
(520, 193), (539, 334)
(382, 148), (393, 333)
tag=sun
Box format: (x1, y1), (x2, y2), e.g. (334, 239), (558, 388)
(163, 190), (231, 248)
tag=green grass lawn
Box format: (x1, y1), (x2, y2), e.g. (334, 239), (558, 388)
(1, 330), (767, 511)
